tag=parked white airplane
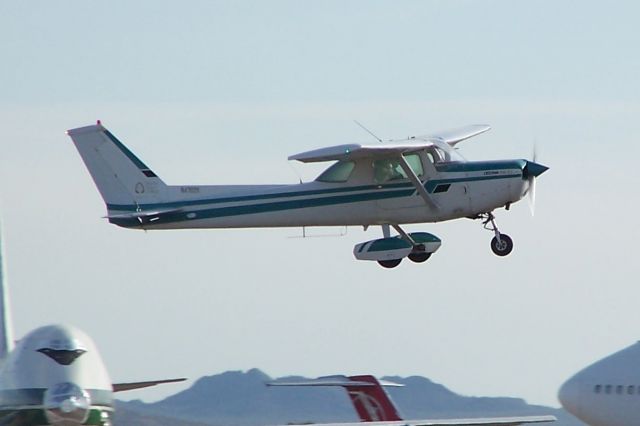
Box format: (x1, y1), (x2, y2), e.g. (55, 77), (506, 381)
(68, 122), (547, 268)
(0, 225), (184, 425)
(268, 374), (556, 425)
(558, 341), (640, 426)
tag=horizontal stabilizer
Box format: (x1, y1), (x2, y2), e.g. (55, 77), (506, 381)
(104, 207), (183, 220)
(267, 375), (403, 388)
(112, 377), (186, 392)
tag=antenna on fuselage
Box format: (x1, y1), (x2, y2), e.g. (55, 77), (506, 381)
(353, 120), (383, 143)
(0, 215), (14, 361)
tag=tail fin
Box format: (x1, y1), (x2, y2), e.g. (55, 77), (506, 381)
(67, 123), (168, 209)
(267, 375), (403, 422)
(0, 218), (14, 361)
(343, 375), (403, 422)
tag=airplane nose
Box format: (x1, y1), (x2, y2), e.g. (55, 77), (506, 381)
(558, 377), (581, 417)
(44, 382), (91, 425)
(522, 161), (549, 179)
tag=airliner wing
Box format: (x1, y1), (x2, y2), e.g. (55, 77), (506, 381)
(113, 377), (186, 392)
(277, 416), (556, 426)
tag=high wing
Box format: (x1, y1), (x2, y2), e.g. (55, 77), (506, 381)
(416, 124), (491, 147)
(273, 417), (556, 426)
(289, 125), (490, 163)
(112, 377), (186, 392)
(289, 142), (434, 163)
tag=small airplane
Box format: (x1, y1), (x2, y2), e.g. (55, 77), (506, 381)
(68, 122), (548, 268)
(267, 374), (556, 425)
(558, 341), (640, 426)
(0, 225), (185, 425)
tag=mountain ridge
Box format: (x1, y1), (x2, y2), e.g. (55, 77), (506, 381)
(116, 369), (584, 426)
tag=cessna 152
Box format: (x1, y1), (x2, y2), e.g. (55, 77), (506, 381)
(68, 122), (548, 268)
(267, 374), (556, 425)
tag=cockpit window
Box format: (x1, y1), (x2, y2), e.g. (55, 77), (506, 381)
(37, 347), (86, 365)
(373, 154), (423, 184)
(316, 161), (355, 182)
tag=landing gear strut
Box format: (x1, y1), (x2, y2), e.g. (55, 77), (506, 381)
(481, 212), (513, 257)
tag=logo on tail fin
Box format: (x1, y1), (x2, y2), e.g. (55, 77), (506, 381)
(348, 390), (387, 421)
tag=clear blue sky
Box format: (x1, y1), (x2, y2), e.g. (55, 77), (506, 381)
(1, 0), (640, 408)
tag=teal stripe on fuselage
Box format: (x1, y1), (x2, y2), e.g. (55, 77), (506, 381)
(109, 169), (523, 227)
(425, 173), (521, 193)
(435, 159), (526, 173)
(106, 181), (414, 211)
(110, 186), (417, 227)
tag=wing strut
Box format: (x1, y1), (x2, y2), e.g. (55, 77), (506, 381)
(396, 155), (439, 211)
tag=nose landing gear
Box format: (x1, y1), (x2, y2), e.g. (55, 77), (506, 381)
(481, 212), (513, 257)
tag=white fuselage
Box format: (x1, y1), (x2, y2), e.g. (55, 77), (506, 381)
(106, 158), (530, 230)
(0, 324), (113, 426)
(558, 342), (640, 426)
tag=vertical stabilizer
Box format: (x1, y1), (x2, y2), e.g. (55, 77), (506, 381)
(267, 374), (403, 422)
(0, 219), (14, 360)
(343, 375), (403, 422)
(67, 123), (168, 208)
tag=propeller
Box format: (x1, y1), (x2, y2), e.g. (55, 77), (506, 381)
(522, 144), (548, 216)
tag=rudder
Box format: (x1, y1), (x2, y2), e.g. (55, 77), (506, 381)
(343, 375), (403, 422)
(67, 123), (168, 208)
(267, 374), (403, 422)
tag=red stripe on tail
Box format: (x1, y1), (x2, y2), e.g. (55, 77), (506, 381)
(344, 375), (402, 422)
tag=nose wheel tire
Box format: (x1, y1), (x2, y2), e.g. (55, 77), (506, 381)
(408, 252), (431, 263)
(378, 259), (402, 268)
(490, 234), (513, 256)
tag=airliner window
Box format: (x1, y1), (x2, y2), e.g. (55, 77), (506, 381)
(37, 348), (87, 366)
(594, 385), (601, 393)
(628, 385), (635, 395)
(373, 154), (423, 184)
(605, 385), (612, 394)
(616, 385), (623, 395)
(317, 161), (355, 182)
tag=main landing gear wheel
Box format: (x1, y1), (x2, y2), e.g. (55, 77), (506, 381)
(490, 234), (513, 256)
(408, 252), (431, 263)
(377, 259), (402, 269)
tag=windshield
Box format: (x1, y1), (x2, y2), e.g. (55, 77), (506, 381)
(373, 154), (423, 184)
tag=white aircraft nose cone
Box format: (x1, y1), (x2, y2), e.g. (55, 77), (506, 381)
(558, 377), (580, 417)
